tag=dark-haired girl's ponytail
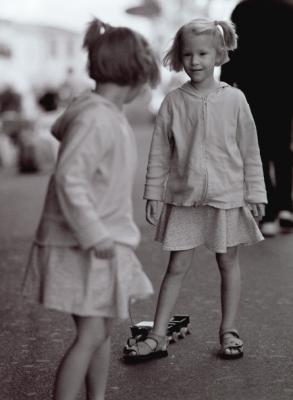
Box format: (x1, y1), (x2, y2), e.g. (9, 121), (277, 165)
(83, 18), (112, 50)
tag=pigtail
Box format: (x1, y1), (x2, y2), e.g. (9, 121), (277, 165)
(83, 18), (112, 51)
(215, 20), (238, 51)
(163, 27), (185, 72)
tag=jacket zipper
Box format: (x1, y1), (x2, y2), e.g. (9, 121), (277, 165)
(199, 96), (208, 204)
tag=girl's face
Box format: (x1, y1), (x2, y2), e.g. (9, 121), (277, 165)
(181, 32), (218, 85)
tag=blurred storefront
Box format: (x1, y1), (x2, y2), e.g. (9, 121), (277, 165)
(0, 18), (90, 115)
(0, 18), (91, 172)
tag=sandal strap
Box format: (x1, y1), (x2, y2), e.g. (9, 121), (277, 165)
(222, 339), (243, 349)
(125, 337), (158, 356)
(220, 329), (243, 348)
(219, 328), (240, 341)
(142, 337), (159, 352)
(126, 332), (167, 356)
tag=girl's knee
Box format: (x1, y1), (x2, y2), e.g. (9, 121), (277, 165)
(167, 249), (194, 277)
(216, 246), (239, 272)
(76, 331), (107, 352)
(75, 317), (111, 351)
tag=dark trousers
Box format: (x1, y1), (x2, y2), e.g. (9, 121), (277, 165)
(253, 108), (293, 222)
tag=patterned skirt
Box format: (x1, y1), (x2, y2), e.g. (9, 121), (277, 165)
(155, 205), (264, 253)
(22, 244), (153, 319)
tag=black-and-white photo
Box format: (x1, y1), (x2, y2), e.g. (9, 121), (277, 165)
(0, 1), (292, 399)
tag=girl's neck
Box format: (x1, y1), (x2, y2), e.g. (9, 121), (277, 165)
(190, 76), (219, 97)
(94, 83), (127, 110)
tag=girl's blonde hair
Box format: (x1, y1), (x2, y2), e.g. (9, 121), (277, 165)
(163, 18), (238, 71)
(83, 18), (160, 87)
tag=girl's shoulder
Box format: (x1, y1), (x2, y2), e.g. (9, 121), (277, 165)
(158, 83), (188, 111)
(220, 84), (248, 103)
(73, 92), (117, 121)
(52, 92), (119, 143)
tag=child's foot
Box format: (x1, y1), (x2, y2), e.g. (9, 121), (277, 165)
(123, 332), (168, 363)
(219, 329), (243, 359)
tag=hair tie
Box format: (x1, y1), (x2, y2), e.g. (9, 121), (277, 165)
(214, 21), (224, 38)
(99, 25), (106, 34)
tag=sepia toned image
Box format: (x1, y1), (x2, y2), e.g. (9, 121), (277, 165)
(0, 1), (293, 399)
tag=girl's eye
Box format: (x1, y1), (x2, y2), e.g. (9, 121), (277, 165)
(200, 52), (207, 56)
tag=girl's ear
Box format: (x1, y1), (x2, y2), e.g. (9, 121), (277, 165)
(215, 51), (223, 67)
(215, 48), (229, 66)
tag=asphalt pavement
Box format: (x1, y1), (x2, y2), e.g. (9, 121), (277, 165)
(1, 121), (293, 400)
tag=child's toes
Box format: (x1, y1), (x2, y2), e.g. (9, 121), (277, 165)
(127, 340), (155, 356)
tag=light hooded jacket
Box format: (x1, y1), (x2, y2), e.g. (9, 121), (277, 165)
(144, 81), (267, 209)
(34, 91), (140, 250)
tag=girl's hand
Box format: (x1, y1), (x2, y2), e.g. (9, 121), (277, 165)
(248, 203), (266, 220)
(91, 238), (115, 259)
(146, 200), (159, 226)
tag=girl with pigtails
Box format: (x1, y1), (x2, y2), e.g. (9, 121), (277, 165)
(22, 18), (159, 400)
(125, 18), (267, 362)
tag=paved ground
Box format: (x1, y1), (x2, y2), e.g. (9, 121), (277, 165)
(1, 121), (293, 400)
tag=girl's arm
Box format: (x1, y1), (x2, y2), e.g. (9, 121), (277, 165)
(144, 98), (172, 201)
(54, 118), (112, 251)
(236, 91), (267, 205)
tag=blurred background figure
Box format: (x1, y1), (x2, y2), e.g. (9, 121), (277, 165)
(0, 86), (22, 168)
(221, 0), (293, 237)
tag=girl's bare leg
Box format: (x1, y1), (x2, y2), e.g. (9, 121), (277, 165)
(152, 248), (195, 336)
(86, 320), (112, 400)
(54, 316), (111, 400)
(216, 246), (241, 355)
(128, 249), (195, 355)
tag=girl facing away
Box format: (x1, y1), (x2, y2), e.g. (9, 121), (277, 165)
(22, 18), (160, 400)
(124, 18), (267, 362)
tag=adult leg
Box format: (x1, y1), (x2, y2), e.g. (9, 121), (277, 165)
(54, 316), (111, 400)
(251, 102), (280, 225)
(273, 115), (293, 214)
(257, 120), (278, 223)
(216, 246), (242, 357)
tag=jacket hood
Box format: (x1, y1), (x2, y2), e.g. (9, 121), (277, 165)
(51, 91), (115, 141)
(179, 81), (229, 97)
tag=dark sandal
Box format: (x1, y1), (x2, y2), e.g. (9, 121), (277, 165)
(123, 333), (168, 363)
(219, 329), (244, 359)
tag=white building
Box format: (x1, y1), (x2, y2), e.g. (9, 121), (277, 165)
(0, 18), (90, 116)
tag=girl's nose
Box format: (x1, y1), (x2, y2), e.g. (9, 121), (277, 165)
(191, 55), (199, 65)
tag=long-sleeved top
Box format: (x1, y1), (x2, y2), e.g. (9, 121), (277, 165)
(144, 81), (267, 209)
(34, 91), (140, 250)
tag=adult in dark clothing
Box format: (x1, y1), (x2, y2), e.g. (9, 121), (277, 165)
(221, 0), (293, 236)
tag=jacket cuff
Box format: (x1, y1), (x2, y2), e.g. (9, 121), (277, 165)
(245, 193), (268, 204)
(75, 221), (111, 250)
(143, 184), (165, 201)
